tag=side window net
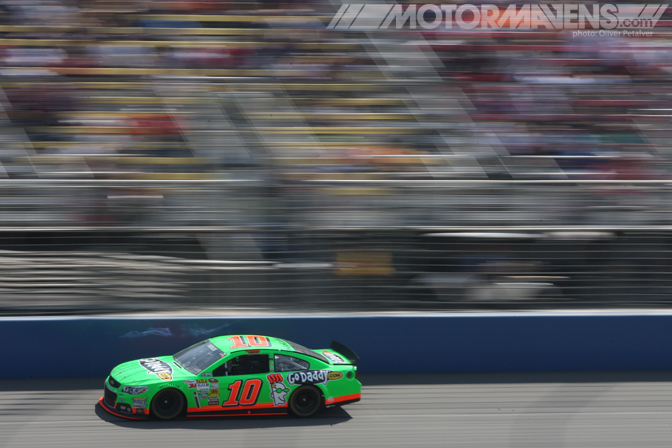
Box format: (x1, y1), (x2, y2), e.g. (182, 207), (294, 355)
(275, 354), (310, 372)
(227, 354), (269, 376)
(212, 363), (228, 377)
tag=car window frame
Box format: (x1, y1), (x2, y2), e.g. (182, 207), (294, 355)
(273, 352), (311, 372)
(209, 351), (272, 377)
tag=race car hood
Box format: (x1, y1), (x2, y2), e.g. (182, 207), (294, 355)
(110, 356), (190, 385)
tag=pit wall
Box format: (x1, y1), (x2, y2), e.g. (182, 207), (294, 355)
(3, 313), (671, 379)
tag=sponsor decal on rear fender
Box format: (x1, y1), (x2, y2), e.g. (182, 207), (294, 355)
(267, 374), (290, 407)
(328, 371), (344, 380)
(139, 358), (173, 381)
(286, 370), (331, 385)
(322, 351), (347, 364)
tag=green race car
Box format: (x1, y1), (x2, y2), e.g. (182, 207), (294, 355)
(99, 335), (361, 420)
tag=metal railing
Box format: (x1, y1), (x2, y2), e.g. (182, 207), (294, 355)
(0, 178), (670, 314)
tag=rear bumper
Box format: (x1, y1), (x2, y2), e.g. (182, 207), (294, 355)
(98, 397), (148, 420)
(328, 392), (361, 407)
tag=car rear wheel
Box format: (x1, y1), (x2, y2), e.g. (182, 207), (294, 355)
(151, 389), (185, 420)
(289, 385), (321, 418)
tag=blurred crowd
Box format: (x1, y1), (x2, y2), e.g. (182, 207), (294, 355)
(0, 1), (671, 313)
(0, 0), (668, 230)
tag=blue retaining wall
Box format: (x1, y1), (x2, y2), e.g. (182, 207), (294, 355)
(2, 313), (672, 379)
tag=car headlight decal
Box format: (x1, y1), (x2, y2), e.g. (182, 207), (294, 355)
(121, 386), (149, 395)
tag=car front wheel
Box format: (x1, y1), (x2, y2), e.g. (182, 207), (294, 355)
(151, 389), (185, 420)
(289, 385), (321, 418)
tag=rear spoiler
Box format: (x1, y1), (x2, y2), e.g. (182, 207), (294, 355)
(330, 340), (359, 366)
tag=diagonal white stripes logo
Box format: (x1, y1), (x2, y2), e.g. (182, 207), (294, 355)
(327, 3), (669, 31)
(328, 4), (395, 30)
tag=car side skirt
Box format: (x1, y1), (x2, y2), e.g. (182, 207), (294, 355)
(187, 402), (288, 417)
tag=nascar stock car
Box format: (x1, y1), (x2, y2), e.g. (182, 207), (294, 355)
(100, 335), (361, 420)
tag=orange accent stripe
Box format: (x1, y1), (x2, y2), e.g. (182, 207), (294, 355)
(331, 393), (361, 404)
(188, 402), (287, 413)
(98, 397), (145, 420)
(188, 412), (285, 418)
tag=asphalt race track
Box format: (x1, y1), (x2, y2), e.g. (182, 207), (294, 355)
(3, 372), (672, 448)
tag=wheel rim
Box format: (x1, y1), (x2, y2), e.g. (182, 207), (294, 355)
(295, 390), (317, 412)
(159, 394), (175, 410)
(153, 390), (182, 419)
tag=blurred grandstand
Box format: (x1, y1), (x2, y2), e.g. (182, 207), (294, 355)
(0, 0), (671, 314)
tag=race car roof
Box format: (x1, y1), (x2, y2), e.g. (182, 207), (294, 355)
(209, 335), (296, 353)
(209, 335), (332, 364)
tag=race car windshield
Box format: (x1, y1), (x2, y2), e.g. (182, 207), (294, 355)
(174, 340), (224, 375)
(285, 340), (328, 363)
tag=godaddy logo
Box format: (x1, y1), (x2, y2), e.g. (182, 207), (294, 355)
(327, 4), (668, 30)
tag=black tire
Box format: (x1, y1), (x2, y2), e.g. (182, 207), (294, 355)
(151, 389), (185, 420)
(289, 385), (322, 418)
